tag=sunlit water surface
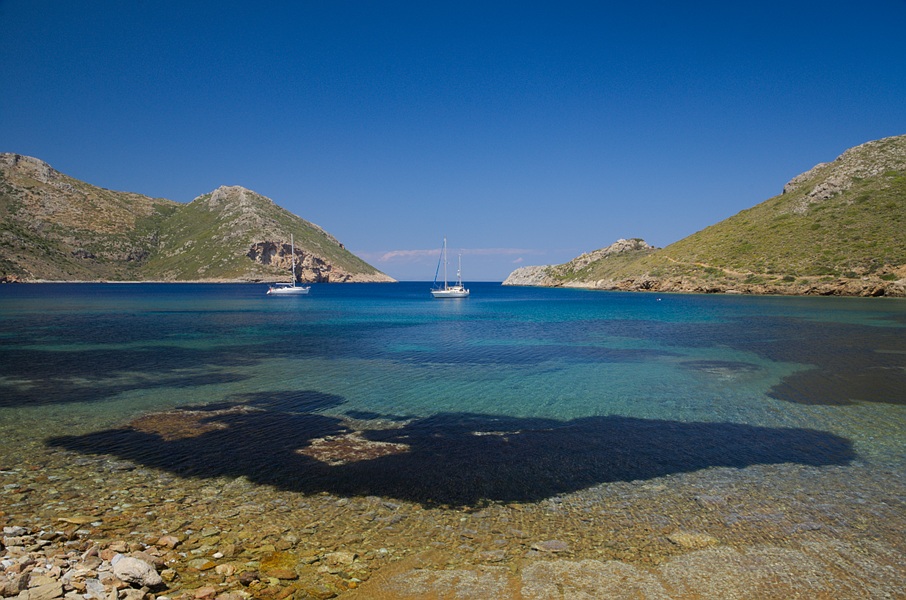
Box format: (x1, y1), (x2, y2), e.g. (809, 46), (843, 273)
(1, 282), (904, 594)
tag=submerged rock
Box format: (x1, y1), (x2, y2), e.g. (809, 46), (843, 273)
(530, 540), (570, 553)
(666, 531), (720, 549)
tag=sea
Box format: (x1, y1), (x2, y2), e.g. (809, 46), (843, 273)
(1, 282), (904, 596)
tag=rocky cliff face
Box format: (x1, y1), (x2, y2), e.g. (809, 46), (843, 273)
(502, 265), (559, 287)
(782, 135), (906, 211)
(0, 154), (394, 283)
(562, 238), (655, 270)
(246, 240), (391, 283)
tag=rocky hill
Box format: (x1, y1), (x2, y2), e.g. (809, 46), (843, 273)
(0, 154), (394, 283)
(504, 135), (906, 297)
(504, 239), (658, 287)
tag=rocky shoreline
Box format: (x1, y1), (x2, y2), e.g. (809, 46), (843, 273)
(1, 525), (168, 600)
(1, 519), (377, 600)
(504, 269), (906, 298)
(2, 427), (904, 600)
(4, 488), (905, 600)
(559, 274), (906, 297)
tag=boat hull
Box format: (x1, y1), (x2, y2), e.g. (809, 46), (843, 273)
(431, 287), (469, 298)
(267, 234), (309, 295)
(267, 285), (310, 295)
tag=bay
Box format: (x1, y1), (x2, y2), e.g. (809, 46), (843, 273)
(0, 282), (903, 597)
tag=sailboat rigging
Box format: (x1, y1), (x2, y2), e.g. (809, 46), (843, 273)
(266, 234), (311, 295)
(430, 237), (469, 298)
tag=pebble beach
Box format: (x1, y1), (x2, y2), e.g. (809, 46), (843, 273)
(2, 415), (904, 600)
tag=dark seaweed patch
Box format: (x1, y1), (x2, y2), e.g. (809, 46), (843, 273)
(48, 403), (855, 507)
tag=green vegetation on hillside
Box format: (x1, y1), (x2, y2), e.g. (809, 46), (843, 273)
(0, 158), (178, 280)
(529, 134), (906, 296)
(638, 170), (906, 283)
(141, 187), (382, 280)
(0, 155), (389, 282)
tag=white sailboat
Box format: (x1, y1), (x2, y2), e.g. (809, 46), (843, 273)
(431, 237), (469, 298)
(267, 234), (311, 295)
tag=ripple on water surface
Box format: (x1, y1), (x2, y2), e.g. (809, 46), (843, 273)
(0, 283), (903, 597)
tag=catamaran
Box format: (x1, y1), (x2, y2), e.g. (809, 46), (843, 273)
(267, 234), (311, 295)
(431, 237), (469, 298)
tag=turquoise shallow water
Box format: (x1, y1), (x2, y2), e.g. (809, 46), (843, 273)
(0, 282), (903, 507)
(3, 281), (905, 596)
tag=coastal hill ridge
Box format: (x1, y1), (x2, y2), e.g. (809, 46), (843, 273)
(0, 153), (393, 283)
(504, 134), (906, 297)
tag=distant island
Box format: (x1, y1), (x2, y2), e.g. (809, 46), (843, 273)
(504, 134), (906, 297)
(0, 154), (394, 284)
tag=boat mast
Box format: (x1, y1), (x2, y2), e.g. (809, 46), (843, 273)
(443, 237), (448, 289)
(290, 234), (296, 285)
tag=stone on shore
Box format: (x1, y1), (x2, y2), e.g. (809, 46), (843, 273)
(111, 556), (162, 587)
(14, 580), (63, 600)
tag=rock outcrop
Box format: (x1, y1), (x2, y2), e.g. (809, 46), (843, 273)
(503, 239), (657, 287)
(782, 135), (906, 212)
(502, 265), (558, 287)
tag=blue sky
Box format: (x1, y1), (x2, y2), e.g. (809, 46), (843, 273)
(2, 1), (905, 281)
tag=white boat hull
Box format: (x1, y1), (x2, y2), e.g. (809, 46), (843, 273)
(267, 285), (310, 295)
(431, 286), (469, 298)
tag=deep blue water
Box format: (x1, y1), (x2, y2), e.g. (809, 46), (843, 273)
(0, 282), (904, 505)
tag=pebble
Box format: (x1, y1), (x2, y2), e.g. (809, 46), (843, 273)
(479, 549), (507, 562)
(666, 531), (720, 550)
(156, 535), (180, 549)
(323, 551), (356, 567)
(15, 580), (63, 600)
(530, 540), (570, 553)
